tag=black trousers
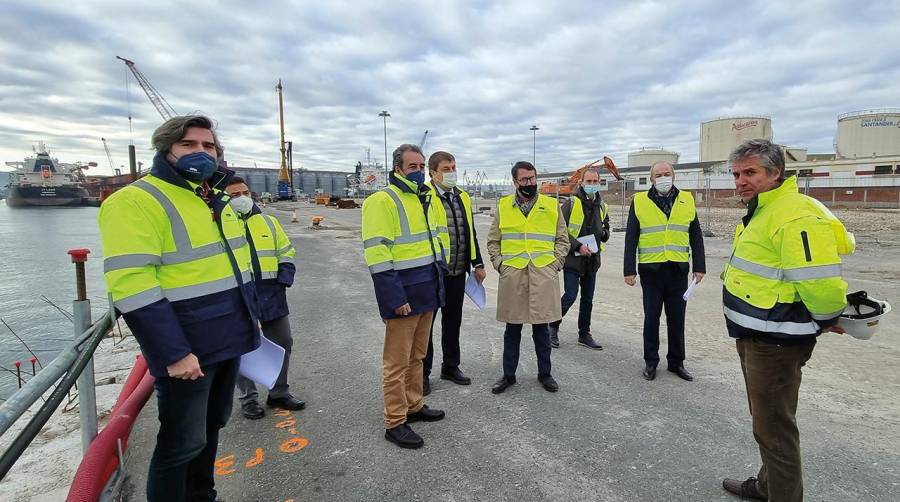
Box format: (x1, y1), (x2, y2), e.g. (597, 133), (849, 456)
(424, 273), (466, 377)
(502, 323), (552, 378)
(640, 262), (687, 367)
(147, 358), (239, 502)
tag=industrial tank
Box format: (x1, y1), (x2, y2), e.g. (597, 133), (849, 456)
(835, 109), (900, 159)
(627, 147), (680, 168)
(700, 116), (773, 162)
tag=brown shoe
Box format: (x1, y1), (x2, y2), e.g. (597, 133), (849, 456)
(722, 477), (767, 501)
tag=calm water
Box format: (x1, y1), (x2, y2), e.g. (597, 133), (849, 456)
(0, 203), (107, 400)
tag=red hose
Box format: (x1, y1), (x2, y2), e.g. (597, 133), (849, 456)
(67, 358), (155, 502)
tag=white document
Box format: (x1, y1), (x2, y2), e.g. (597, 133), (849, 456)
(574, 234), (599, 256)
(682, 277), (698, 301)
(464, 272), (486, 310)
(238, 335), (286, 390)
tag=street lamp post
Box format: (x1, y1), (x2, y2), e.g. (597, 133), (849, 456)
(529, 125), (539, 166)
(379, 110), (391, 181)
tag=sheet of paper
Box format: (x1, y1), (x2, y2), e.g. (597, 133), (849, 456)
(574, 234), (599, 256)
(682, 277), (698, 301)
(238, 335), (286, 390)
(464, 272), (486, 310)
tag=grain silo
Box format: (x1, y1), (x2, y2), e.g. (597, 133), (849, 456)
(700, 116), (773, 162)
(627, 147), (680, 168)
(835, 109), (900, 159)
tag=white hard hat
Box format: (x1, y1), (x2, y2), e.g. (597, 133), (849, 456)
(838, 291), (891, 340)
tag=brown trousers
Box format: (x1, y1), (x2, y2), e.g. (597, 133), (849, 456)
(737, 337), (815, 502)
(383, 312), (433, 428)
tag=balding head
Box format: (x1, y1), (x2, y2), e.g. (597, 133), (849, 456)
(650, 161), (674, 181)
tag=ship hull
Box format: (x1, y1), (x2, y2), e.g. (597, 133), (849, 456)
(5, 185), (89, 207)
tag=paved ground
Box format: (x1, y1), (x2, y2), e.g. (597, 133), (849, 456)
(121, 200), (900, 502)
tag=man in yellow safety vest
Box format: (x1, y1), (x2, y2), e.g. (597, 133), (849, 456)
(624, 161), (706, 382)
(721, 139), (851, 502)
(487, 161), (570, 394)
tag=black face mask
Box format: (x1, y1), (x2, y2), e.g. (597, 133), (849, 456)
(517, 184), (537, 199)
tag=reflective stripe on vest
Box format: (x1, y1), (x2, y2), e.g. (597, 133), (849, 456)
(427, 182), (478, 266)
(498, 194), (559, 269)
(634, 191), (695, 263)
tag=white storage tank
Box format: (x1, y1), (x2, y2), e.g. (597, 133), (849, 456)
(835, 109), (900, 159)
(700, 116), (773, 162)
(627, 147), (680, 168)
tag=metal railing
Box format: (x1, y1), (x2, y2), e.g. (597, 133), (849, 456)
(0, 249), (108, 481)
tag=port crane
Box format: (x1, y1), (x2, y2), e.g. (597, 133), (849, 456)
(116, 56), (177, 121)
(275, 79), (295, 200)
(419, 130), (429, 150)
(100, 137), (117, 173)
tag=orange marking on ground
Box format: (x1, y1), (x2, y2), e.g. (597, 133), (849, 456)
(214, 455), (236, 476)
(245, 447), (264, 468)
(280, 437), (309, 453)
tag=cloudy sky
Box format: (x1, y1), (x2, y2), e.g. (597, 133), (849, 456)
(1, 0), (898, 179)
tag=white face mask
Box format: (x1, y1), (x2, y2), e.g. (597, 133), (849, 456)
(654, 175), (673, 194)
(229, 195), (254, 215)
(440, 171), (457, 188)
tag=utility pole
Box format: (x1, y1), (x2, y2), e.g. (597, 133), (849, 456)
(530, 125), (539, 165)
(379, 110), (391, 182)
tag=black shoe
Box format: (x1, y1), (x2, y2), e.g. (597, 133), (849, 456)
(577, 333), (603, 350)
(538, 375), (559, 392)
(549, 325), (560, 348)
(423, 378), (432, 396)
(491, 376), (516, 394)
(440, 367), (472, 385)
(722, 477), (767, 501)
(266, 395), (306, 411)
(407, 404), (445, 423)
(642, 365), (657, 381)
(668, 366), (694, 381)
(385, 424), (424, 449)
(241, 401), (265, 420)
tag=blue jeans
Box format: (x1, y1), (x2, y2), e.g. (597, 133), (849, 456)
(551, 268), (597, 336)
(147, 358), (239, 502)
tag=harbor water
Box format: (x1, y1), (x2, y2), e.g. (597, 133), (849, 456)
(0, 203), (106, 400)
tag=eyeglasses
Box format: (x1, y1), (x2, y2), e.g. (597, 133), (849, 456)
(517, 176), (536, 184)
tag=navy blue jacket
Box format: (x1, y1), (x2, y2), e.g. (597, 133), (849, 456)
(120, 154), (259, 378)
(244, 204), (296, 322)
(371, 173), (446, 319)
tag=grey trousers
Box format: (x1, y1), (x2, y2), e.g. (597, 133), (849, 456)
(236, 315), (294, 404)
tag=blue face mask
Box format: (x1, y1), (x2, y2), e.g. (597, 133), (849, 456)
(404, 170), (425, 188)
(583, 184), (600, 196)
(174, 151), (218, 182)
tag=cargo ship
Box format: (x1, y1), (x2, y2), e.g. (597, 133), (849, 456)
(4, 145), (91, 207)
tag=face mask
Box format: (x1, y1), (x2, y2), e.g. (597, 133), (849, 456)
(174, 151), (218, 182)
(654, 176), (673, 194)
(441, 171), (458, 188)
(517, 184), (537, 199)
(229, 195), (254, 215)
(583, 184), (600, 196)
(404, 170), (425, 188)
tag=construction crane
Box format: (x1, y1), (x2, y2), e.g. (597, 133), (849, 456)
(419, 130), (429, 150)
(100, 137), (116, 172)
(116, 56), (177, 120)
(275, 79), (294, 201)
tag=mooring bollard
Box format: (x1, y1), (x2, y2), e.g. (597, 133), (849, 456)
(68, 248), (97, 454)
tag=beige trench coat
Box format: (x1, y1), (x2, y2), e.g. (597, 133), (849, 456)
(487, 201), (570, 324)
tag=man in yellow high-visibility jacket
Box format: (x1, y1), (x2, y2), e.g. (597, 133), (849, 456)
(225, 176), (304, 420)
(361, 143), (446, 450)
(721, 139), (850, 502)
(624, 161), (705, 382)
(99, 115), (258, 502)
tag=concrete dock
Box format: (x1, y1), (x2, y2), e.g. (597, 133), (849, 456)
(120, 201), (900, 501)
